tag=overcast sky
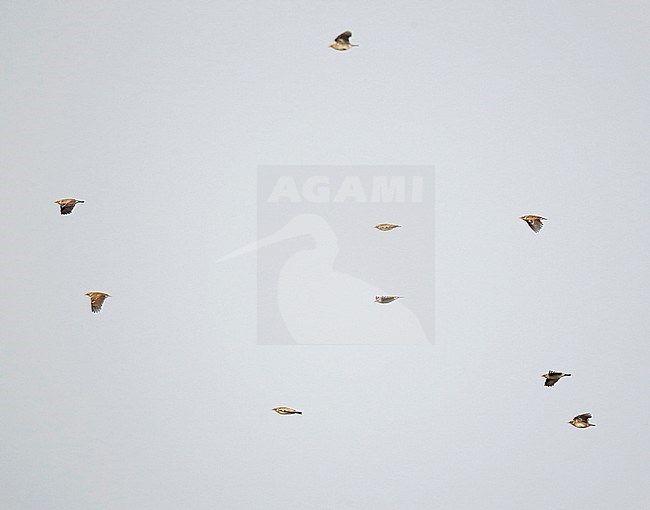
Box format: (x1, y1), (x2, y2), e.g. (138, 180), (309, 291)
(2, 1), (650, 509)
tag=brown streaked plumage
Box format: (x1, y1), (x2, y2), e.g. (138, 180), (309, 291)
(568, 413), (596, 428)
(85, 292), (110, 313)
(272, 407), (302, 415)
(330, 31), (358, 51)
(520, 215), (547, 233)
(542, 370), (572, 387)
(375, 295), (403, 304)
(55, 198), (84, 215)
(374, 223), (401, 231)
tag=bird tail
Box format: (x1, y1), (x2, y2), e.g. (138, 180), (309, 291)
(78, 200), (85, 203)
(565, 373), (572, 377)
(296, 411), (303, 414)
(352, 44), (359, 47)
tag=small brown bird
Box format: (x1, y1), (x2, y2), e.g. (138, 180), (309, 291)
(85, 292), (110, 313)
(520, 215), (547, 233)
(330, 31), (358, 51)
(272, 407), (302, 415)
(568, 413), (596, 428)
(375, 295), (403, 304)
(542, 370), (572, 387)
(55, 198), (85, 215)
(374, 223), (401, 231)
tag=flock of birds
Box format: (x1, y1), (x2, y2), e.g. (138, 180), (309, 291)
(369, 216), (594, 429)
(54, 199), (111, 313)
(52, 31), (595, 429)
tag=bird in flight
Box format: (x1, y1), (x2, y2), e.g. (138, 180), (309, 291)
(272, 407), (302, 415)
(55, 198), (84, 215)
(520, 215), (547, 233)
(568, 413), (596, 428)
(330, 31), (358, 51)
(375, 295), (403, 304)
(85, 292), (110, 313)
(542, 370), (572, 387)
(374, 224), (401, 231)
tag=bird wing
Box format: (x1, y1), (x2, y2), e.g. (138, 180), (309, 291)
(89, 293), (107, 312)
(335, 31), (352, 44)
(59, 201), (76, 215)
(574, 413), (592, 422)
(544, 378), (557, 387)
(528, 218), (543, 232)
(548, 370), (562, 376)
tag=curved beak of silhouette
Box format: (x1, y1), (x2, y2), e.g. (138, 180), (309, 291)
(217, 223), (298, 263)
(216, 214), (334, 263)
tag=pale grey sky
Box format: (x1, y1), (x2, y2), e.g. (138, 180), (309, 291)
(2, 1), (650, 509)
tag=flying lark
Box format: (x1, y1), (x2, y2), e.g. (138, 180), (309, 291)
(85, 292), (110, 313)
(542, 370), (571, 387)
(330, 31), (358, 51)
(55, 199), (84, 215)
(568, 413), (596, 428)
(272, 407), (302, 415)
(374, 224), (401, 231)
(520, 215), (547, 233)
(375, 295), (403, 304)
